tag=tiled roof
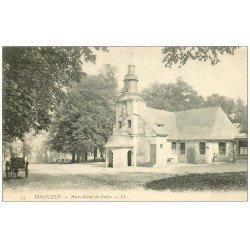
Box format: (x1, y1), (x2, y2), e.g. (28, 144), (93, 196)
(140, 107), (178, 138)
(140, 106), (246, 140)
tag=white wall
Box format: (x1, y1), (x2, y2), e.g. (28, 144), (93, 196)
(155, 137), (167, 167)
(208, 141), (234, 162)
(169, 141), (234, 164)
(112, 148), (131, 168)
(154, 137), (178, 167)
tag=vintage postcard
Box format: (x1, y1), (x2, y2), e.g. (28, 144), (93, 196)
(2, 46), (248, 201)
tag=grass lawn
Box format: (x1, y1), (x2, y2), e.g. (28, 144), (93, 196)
(144, 171), (248, 191)
(3, 171), (171, 191)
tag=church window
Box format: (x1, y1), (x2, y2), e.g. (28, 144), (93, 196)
(118, 121), (122, 129)
(239, 140), (247, 155)
(180, 143), (185, 154)
(199, 142), (206, 155)
(172, 142), (176, 152)
(128, 120), (132, 128)
(160, 144), (163, 148)
(219, 142), (226, 155)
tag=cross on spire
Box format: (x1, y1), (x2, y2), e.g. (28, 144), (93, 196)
(130, 51), (134, 64)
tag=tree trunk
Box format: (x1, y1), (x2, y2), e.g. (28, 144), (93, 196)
(8, 144), (15, 158)
(71, 152), (76, 163)
(22, 141), (26, 160)
(78, 154), (82, 162)
(84, 151), (88, 161)
(100, 149), (104, 162)
(76, 152), (80, 162)
(94, 147), (97, 161)
(81, 152), (85, 162)
(44, 150), (49, 163)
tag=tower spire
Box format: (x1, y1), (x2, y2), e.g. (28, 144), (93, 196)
(123, 63), (138, 93)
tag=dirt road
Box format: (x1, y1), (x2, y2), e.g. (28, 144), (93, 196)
(2, 162), (247, 201)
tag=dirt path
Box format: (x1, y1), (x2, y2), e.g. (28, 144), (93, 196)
(3, 162), (247, 201)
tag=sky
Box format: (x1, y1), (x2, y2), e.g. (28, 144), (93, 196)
(83, 47), (247, 103)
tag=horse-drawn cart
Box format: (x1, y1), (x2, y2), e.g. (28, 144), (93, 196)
(5, 157), (29, 179)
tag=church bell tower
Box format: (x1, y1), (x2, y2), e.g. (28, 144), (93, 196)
(123, 64), (138, 93)
(105, 64), (146, 168)
(114, 64), (145, 136)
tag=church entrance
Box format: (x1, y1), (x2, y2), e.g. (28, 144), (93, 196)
(108, 150), (113, 167)
(187, 147), (196, 164)
(150, 144), (156, 165)
(127, 150), (133, 166)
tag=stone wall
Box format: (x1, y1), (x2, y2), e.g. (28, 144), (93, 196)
(174, 141), (234, 164)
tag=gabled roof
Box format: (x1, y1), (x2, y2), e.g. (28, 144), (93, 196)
(140, 107), (178, 138)
(140, 106), (246, 141)
(175, 106), (240, 140)
(209, 107), (242, 140)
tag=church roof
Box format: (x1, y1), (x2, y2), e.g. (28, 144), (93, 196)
(141, 106), (245, 141)
(174, 106), (241, 140)
(140, 107), (178, 138)
(104, 132), (133, 148)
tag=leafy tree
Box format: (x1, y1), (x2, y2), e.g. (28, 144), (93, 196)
(141, 78), (204, 111)
(203, 94), (236, 116)
(3, 132), (35, 159)
(162, 46), (239, 68)
(204, 95), (247, 133)
(3, 46), (107, 143)
(232, 98), (247, 133)
(49, 64), (118, 162)
(142, 80), (247, 134)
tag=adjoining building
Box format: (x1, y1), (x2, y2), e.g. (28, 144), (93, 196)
(105, 65), (247, 167)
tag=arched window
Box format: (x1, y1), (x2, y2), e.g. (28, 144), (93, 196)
(118, 121), (122, 128)
(108, 150), (113, 167)
(127, 150), (133, 166)
(180, 143), (185, 154)
(128, 120), (132, 128)
(219, 142), (226, 156)
(199, 142), (206, 155)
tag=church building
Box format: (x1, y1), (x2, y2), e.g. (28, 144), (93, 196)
(105, 65), (247, 167)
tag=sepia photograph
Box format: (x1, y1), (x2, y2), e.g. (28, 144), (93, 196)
(1, 1), (250, 250)
(2, 46), (248, 201)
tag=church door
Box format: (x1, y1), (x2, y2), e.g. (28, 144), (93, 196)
(187, 147), (196, 164)
(128, 150), (132, 166)
(108, 150), (113, 168)
(150, 144), (156, 165)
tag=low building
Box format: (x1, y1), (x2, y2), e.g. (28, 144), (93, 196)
(105, 65), (247, 167)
